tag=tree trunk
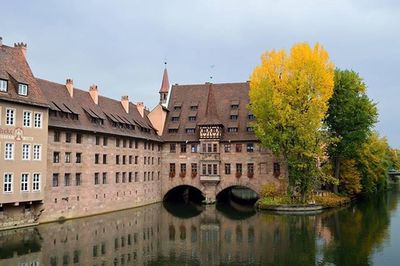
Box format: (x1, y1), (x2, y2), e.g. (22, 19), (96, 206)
(333, 157), (340, 193)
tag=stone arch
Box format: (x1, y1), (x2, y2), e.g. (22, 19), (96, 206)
(216, 182), (261, 198)
(163, 184), (204, 201)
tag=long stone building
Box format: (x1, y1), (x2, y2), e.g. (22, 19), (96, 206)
(0, 38), (285, 229)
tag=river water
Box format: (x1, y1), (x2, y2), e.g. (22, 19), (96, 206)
(1, 184), (399, 266)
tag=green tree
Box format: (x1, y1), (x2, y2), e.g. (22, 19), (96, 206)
(325, 69), (377, 192)
(357, 132), (392, 192)
(249, 43), (334, 201)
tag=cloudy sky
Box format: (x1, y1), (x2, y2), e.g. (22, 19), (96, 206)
(1, 0), (399, 147)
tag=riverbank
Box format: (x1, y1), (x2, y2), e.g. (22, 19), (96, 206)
(256, 192), (352, 211)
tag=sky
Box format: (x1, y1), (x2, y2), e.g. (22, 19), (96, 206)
(1, 0), (399, 147)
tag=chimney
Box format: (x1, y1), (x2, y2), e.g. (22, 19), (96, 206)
(137, 102), (145, 117)
(121, 95), (129, 113)
(89, 84), (99, 104)
(66, 79), (73, 98)
(14, 42), (27, 57)
(0, 37), (2, 47)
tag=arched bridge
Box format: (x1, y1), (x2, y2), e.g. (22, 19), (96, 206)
(162, 173), (282, 204)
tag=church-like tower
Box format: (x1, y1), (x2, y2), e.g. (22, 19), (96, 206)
(159, 67), (169, 106)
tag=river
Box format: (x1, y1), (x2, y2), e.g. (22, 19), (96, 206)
(1, 184), (399, 266)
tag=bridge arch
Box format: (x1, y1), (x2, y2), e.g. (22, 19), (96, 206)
(163, 184), (205, 203)
(216, 182), (261, 198)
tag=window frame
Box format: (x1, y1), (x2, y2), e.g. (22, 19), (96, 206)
(32, 173), (41, 191)
(18, 83), (28, 96)
(34, 112), (43, 128)
(21, 173), (29, 192)
(5, 108), (16, 126)
(0, 79), (8, 92)
(3, 173), (13, 193)
(23, 110), (32, 127)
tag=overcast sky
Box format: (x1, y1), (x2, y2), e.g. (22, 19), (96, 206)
(1, 0), (399, 147)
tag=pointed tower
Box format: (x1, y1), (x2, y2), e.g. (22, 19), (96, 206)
(159, 66), (169, 106)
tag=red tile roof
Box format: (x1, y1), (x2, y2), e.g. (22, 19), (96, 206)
(37, 78), (162, 141)
(162, 82), (257, 142)
(0, 44), (48, 107)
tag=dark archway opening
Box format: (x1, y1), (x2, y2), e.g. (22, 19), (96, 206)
(163, 186), (205, 218)
(216, 186), (259, 219)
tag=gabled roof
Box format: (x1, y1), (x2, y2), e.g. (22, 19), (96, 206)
(162, 82), (257, 142)
(159, 68), (169, 93)
(37, 78), (162, 141)
(0, 44), (48, 107)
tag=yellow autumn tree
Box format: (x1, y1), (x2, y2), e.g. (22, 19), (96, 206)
(249, 43), (334, 201)
(340, 159), (362, 195)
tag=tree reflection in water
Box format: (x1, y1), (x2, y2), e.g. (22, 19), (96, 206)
(0, 185), (399, 266)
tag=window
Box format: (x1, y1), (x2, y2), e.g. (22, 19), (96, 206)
(115, 172), (120, 183)
(235, 144), (242, 153)
(65, 152), (71, 163)
(191, 144), (198, 153)
(135, 172), (138, 182)
(246, 127), (254, 132)
(129, 139), (133, 148)
(273, 163), (281, 177)
(102, 172), (107, 184)
(122, 172), (126, 183)
(248, 163), (254, 177)
(224, 144), (231, 152)
(180, 144), (186, 153)
(171, 116), (179, 122)
(225, 164), (231, 174)
(34, 112), (42, 128)
(52, 173), (59, 187)
(135, 140), (138, 149)
(75, 173), (81, 186)
(103, 136), (108, 146)
(236, 163), (242, 174)
(123, 139), (127, 148)
(202, 163), (218, 175)
(76, 133), (82, 144)
(65, 132), (72, 143)
(54, 131), (60, 142)
(53, 152), (60, 163)
(33, 145), (41, 160)
(188, 116), (196, 121)
(230, 115), (238, 121)
(135, 156), (138, 164)
(168, 129), (178, 133)
(21, 173), (29, 192)
(103, 154), (107, 164)
(6, 108), (15, 126)
(18, 83), (28, 95)
(76, 153), (82, 163)
(22, 144), (30, 160)
(180, 163), (186, 173)
(170, 143), (176, 153)
(231, 104), (239, 110)
(129, 155), (133, 164)
(23, 111), (32, 127)
(115, 138), (121, 147)
(247, 143), (254, 152)
(33, 173), (40, 191)
(64, 173), (71, 186)
(4, 173), (12, 192)
(213, 143), (218, 153)
(169, 163), (176, 175)
(191, 163), (197, 174)
(95, 154), (100, 164)
(129, 172), (132, 182)
(94, 173), (100, 185)
(227, 127), (238, 132)
(5, 143), (14, 160)
(96, 136), (100, 145)
(0, 79), (7, 92)
(186, 128), (195, 134)
(116, 155), (120, 164)
(123, 155), (126, 165)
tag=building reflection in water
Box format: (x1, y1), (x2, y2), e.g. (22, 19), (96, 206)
(0, 188), (397, 266)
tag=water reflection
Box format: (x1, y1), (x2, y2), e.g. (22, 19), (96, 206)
(0, 185), (399, 266)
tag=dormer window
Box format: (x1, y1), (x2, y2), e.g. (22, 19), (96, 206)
(188, 116), (196, 121)
(173, 106), (181, 111)
(18, 83), (28, 96)
(171, 116), (180, 122)
(0, 79), (7, 92)
(227, 127), (238, 133)
(231, 104), (239, 110)
(190, 106), (198, 111)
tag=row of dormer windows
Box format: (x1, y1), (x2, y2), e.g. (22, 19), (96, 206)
(0, 79), (28, 96)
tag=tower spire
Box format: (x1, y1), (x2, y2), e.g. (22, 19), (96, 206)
(159, 63), (170, 105)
